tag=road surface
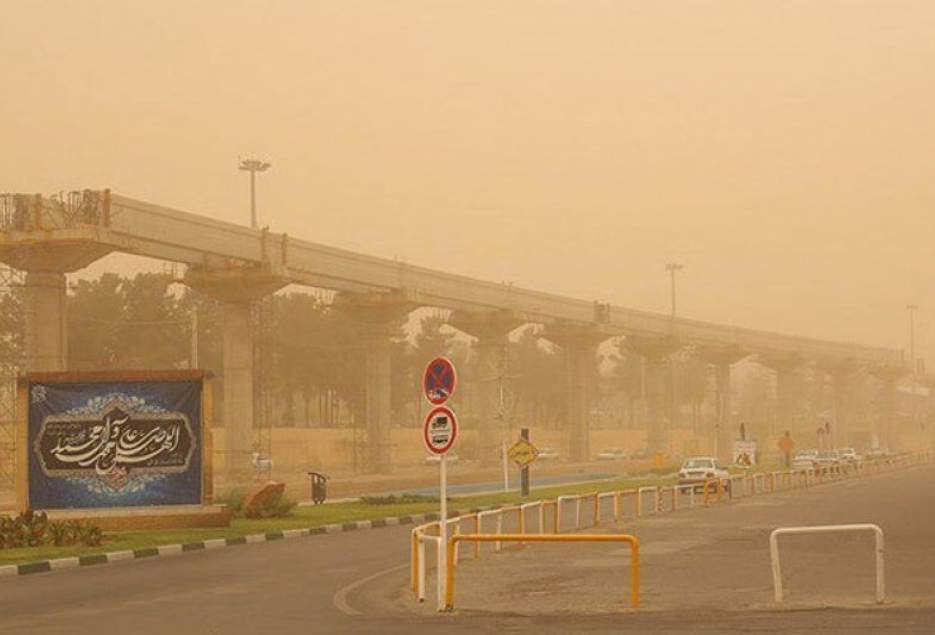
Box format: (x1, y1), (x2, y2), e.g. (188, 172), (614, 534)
(1, 464), (933, 634)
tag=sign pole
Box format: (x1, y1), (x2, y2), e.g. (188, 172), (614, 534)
(437, 452), (447, 611)
(501, 442), (509, 492)
(421, 357), (458, 612)
(520, 427), (530, 497)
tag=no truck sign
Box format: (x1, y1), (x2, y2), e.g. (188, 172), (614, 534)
(423, 405), (459, 455)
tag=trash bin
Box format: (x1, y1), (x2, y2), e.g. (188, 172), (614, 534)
(308, 471), (329, 505)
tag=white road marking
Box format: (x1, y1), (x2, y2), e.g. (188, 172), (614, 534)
(331, 564), (408, 616)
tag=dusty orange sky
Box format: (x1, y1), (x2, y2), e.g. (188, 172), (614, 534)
(1, 1), (932, 362)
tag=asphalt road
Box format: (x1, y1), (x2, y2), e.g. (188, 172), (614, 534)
(1, 464), (933, 634)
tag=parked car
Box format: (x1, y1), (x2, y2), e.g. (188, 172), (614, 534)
(791, 449), (818, 469)
(629, 448), (651, 460)
(596, 448), (628, 461)
(537, 447), (560, 461)
(813, 451), (842, 473)
(424, 453), (458, 465)
(865, 447), (890, 460)
(677, 457), (731, 492)
(834, 447), (862, 466)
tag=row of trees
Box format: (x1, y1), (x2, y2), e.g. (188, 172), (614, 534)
(0, 271), (851, 440)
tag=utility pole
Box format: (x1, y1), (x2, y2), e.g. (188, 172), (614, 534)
(665, 262), (684, 430)
(238, 158), (272, 229)
(907, 304), (920, 434)
(665, 262), (684, 319)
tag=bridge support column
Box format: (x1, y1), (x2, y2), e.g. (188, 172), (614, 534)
(449, 310), (523, 466)
(185, 265), (286, 484)
(868, 365), (904, 450)
(818, 359), (860, 448)
(627, 337), (681, 457)
(543, 325), (607, 463)
(0, 228), (115, 372)
(23, 272), (67, 372)
(221, 300), (255, 481)
(715, 363), (731, 459)
(758, 354), (806, 445)
(831, 369), (855, 447)
(363, 323), (393, 474)
(698, 346), (748, 461)
(335, 291), (417, 474)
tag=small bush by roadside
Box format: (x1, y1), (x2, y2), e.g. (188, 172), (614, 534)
(0, 510), (102, 550)
(216, 487), (297, 519)
(359, 494), (440, 505)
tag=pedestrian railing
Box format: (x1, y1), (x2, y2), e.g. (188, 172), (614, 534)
(769, 524), (885, 604)
(409, 450), (930, 610)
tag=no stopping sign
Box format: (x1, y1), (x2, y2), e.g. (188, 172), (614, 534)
(423, 406), (459, 455)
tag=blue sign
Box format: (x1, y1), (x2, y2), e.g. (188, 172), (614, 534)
(27, 377), (203, 510)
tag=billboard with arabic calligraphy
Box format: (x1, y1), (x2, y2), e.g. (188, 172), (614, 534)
(24, 371), (206, 510)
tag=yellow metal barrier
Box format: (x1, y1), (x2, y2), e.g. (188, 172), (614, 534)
(444, 533), (640, 611)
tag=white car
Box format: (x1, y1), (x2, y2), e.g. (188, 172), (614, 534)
(792, 449), (818, 469)
(834, 448), (862, 466)
(677, 457), (730, 491)
(424, 453), (458, 465)
(537, 447), (560, 461)
(596, 448), (628, 461)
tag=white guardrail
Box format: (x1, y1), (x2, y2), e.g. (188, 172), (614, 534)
(410, 451), (930, 610)
(770, 524), (885, 604)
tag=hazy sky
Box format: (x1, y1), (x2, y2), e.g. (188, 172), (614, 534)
(2, 1), (933, 362)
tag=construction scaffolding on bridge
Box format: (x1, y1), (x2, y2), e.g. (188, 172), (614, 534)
(0, 264), (24, 490)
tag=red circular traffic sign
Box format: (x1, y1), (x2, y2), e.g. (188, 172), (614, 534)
(423, 357), (457, 405)
(423, 405), (459, 455)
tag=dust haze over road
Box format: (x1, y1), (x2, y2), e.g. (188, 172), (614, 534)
(1, 464), (933, 634)
(3, 3), (935, 634)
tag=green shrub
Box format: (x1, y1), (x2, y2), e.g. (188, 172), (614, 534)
(215, 487), (247, 516)
(359, 493), (440, 505)
(243, 496), (297, 519)
(219, 487), (296, 518)
(0, 510), (102, 550)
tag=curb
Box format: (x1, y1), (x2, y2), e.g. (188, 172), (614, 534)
(0, 507), (492, 580)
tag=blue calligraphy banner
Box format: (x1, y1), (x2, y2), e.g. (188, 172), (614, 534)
(28, 378), (203, 510)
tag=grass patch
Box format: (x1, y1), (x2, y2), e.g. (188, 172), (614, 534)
(0, 472), (681, 567)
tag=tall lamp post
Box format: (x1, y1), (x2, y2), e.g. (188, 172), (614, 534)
(664, 262), (684, 434)
(907, 304), (920, 434)
(665, 262), (684, 319)
(238, 158), (272, 229)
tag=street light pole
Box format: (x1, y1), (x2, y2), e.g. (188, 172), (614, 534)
(665, 262), (684, 318)
(238, 158), (272, 229)
(664, 262), (684, 433)
(907, 304), (920, 431)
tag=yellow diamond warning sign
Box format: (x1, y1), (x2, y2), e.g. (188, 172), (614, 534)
(507, 439), (539, 467)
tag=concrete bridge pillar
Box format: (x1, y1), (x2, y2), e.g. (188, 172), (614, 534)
(868, 365), (904, 450)
(758, 354), (805, 444)
(23, 271), (67, 372)
(698, 346), (748, 461)
(542, 324), (607, 462)
(817, 359), (861, 448)
(185, 265), (286, 483)
(449, 310), (523, 466)
(0, 209), (115, 371)
(627, 336), (681, 456)
(334, 291), (417, 474)
(831, 369), (854, 447)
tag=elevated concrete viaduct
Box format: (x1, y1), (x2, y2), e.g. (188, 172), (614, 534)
(0, 191), (910, 474)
